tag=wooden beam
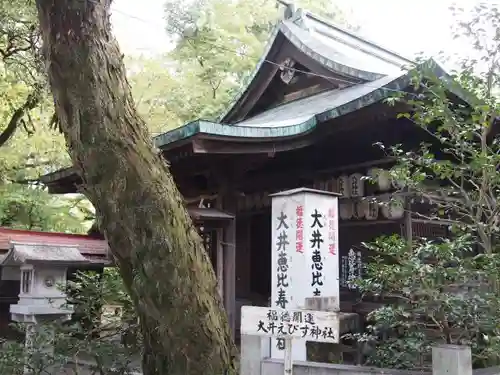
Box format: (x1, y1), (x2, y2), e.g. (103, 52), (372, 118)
(236, 157), (396, 192)
(339, 219), (400, 227)
(192, 135), (317, 155)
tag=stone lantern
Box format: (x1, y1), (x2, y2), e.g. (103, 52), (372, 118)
(1, 241), (89, 371)
(2, 242), (89, 324)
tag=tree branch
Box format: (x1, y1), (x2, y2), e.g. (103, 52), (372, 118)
(0, 86), (42, 147)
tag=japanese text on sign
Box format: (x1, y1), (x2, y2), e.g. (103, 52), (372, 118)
(241, 306), (339, 343)
(341, 249), (363, 289)
(310, 208), (325, 297)
(328, 207), (337, 255)
(276, 211), (290, 310)
(296, 205), (304, 253)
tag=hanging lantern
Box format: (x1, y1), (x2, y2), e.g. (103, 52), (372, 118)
(338, 175), (350, 197)
(349, 173), (364, 197)
(353, 199), (367, 219)
(381, 195), (405, 219)
(364, 197), (379, 220)
(368, 168), (391, 191)
(339, 200), (353, 220)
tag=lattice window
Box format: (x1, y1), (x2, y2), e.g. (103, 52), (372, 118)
(21, 269), (33, 294)
(402, 220), (447, 240)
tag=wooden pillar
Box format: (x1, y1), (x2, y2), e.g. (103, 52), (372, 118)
(404, 197), (412, 248)
(213, 163), (238, 339)
(216, 188), (237, 339)
(223, 197), (237, 338)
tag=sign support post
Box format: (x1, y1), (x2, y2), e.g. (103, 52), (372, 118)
(284, 337), (293, 375)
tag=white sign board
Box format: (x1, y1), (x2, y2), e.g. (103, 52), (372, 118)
(241, 305), (339, 343)
(270, 188), (340, 360)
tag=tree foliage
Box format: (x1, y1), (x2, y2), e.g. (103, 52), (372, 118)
(0, 0), (93, 233)
(354, 235), (500, 369)
(126, 0), (355, 133)
(0, 0), (45, 147)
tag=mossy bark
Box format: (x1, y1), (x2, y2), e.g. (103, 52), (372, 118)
(34, 1), (238, 374)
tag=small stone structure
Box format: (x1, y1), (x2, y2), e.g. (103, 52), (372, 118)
(2, 242), (89, 324)
(1, 241), (90, 373)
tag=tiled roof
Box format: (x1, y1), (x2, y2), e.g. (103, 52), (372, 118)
(0, 228), (108, 257)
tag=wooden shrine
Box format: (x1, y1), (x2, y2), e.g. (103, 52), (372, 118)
(39, 5), (463, 358)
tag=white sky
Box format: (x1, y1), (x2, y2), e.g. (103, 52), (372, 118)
(110, 0), (488, 62)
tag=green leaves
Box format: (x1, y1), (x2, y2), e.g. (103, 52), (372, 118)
(127, 0), (356, 133)
(0, 269), (140, 374)
(354, 235), (500, 369)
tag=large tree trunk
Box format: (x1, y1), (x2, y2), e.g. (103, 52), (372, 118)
(34, 1), (238, 374)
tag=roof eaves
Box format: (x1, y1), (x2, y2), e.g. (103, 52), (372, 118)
(40, 166), (75, 185)
(153, 120), (201, 148)
(154, 118), (319, 149)
(154, 74), (409, 149)
(153, 59), (467, 149)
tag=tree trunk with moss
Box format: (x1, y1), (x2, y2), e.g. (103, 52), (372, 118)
(34, 1), (238, 374)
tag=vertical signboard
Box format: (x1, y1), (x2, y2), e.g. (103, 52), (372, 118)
(270, 188), (340, 361)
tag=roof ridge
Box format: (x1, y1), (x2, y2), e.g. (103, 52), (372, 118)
(294, 8), (415, 66)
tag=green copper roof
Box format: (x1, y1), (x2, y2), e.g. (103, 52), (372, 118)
(153, 67), (406, 148)
(153, 60), (466, 150)
(218, 7), (414, 123)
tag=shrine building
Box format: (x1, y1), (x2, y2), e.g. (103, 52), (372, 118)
(37, 5), (464, 358)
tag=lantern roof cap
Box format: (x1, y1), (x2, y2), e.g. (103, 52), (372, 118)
(1, 242), (89, 266)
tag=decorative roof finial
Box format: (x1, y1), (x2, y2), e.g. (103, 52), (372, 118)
(276, 0), (296, 20)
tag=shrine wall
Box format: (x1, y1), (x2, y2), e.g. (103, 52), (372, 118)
(261, 359), (430, 375)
